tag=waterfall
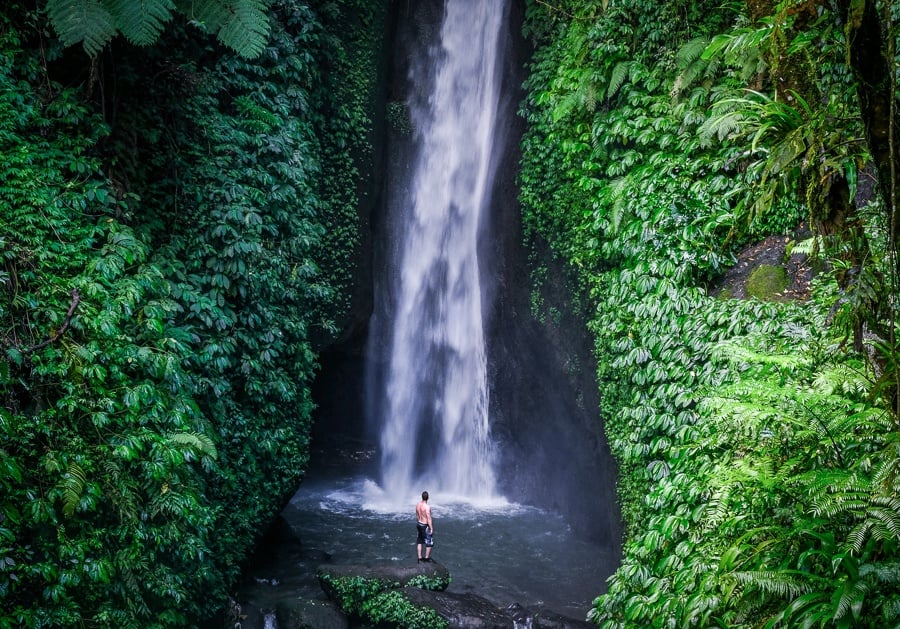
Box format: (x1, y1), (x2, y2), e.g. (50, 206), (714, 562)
(370, 0), (508, 503)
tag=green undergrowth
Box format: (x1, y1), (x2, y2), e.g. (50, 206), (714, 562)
(520, 0), (900, 626)
(0, 1), (387, 626)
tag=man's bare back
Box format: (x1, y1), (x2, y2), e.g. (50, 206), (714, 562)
(416, 498), (432, 530)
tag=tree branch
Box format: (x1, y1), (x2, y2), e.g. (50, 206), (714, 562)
(24, 289), (80, 354)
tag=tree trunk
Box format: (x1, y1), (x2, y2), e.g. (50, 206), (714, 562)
(837, 0), (900, 254)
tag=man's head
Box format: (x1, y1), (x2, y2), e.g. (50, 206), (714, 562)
(422, 491), (429, 501)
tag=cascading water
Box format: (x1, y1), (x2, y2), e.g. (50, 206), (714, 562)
(235, 4), (624, 620)
(371, 0), (509, 502)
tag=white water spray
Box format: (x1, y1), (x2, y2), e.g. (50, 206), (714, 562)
(375, 0), (508, 502)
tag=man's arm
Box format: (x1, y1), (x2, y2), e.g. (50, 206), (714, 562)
(426, 505), (433, 531)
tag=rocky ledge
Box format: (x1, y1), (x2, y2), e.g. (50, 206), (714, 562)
(314, 561), (593, 629)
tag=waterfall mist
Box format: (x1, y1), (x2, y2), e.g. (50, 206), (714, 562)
(366, 0), (511, 503)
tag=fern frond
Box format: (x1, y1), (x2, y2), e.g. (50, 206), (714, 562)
(170, 431), (218, 460)
(788, 235), (822, 258)
(607, 60), (632, 100)
(676, 37), (709, 70)
(61, 461), (87, 517)
(46, 0), (117, 56)
(673, 37), (719, 99)
(812, 364), (871, 397)
(698, 108), (749, 145)
(845, 520), (875, 555)
(178, 0), (270, 58)
(871, 435), (900, 491)
(104, 0), (174, 46)
(869, 498), (900, 539)
(833, 578), (869, 620)
(732, 570), (810, 598)
(581, 82), (597, 113)
(709, 339), (806, 370)
(800, 468), (866, 495)
(608, 177), (631, 234)
(810, 492), (867, 519)
(859, 561), (900, 585)
(217, 1), (268, 58)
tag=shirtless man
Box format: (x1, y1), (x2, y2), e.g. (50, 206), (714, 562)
(415, 491), (434, 562)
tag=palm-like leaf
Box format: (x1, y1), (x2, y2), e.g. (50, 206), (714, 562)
(47, 0), (270, 57)
(105, 0), (174, 46)
(184, 0), (269, 59)
(46, 0), (117, 56)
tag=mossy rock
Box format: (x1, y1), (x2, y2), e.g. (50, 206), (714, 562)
(746, 264), (790, 301)
(317, 562), (450, 612)
(317, 562), (452, 628)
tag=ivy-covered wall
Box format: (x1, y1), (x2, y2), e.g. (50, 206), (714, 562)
(0, 1), (388, 626)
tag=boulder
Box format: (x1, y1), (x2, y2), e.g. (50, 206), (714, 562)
(316, 561), (594, 629)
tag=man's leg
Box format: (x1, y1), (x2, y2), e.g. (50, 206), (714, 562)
(417, 542), (423, 560)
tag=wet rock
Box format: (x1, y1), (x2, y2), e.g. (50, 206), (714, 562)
(315, 562), (592, 629)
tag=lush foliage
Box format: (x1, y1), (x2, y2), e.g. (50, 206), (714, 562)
(520, 0), (900, 626)
(0, 0), (385, 626)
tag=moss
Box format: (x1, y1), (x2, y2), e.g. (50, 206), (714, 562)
(746, 264), (790, 301)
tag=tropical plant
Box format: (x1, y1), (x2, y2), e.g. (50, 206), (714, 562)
(1, 0), (386, 625)
(44, 0), (270, 57)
